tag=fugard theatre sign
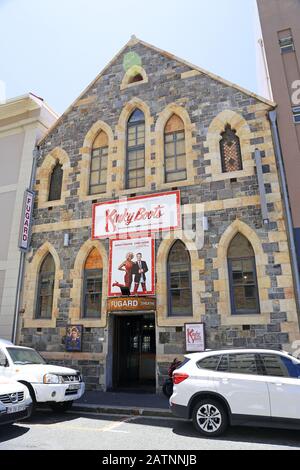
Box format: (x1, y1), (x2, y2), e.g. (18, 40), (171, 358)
(92, 190), (181, 238)
(19, 189), (35, 252)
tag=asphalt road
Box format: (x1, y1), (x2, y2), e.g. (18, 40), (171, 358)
(0, 410), (300, 450)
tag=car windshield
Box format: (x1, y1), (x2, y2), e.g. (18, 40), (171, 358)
(6, 347), (46, 365)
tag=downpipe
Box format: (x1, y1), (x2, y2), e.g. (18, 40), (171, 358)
(269, 110), (300, 317)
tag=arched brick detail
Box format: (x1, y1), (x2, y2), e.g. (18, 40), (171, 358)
(79, 120), (114, 199)
(204, 110), (253, 181)
(155, 103), (197, 187)
(214, 219), (270, 324)
(156, 231), (204, 326)
(116, 98), (153, 191)
(120, 65), (149, 90)
(36, 147), (70, 209)
(69, 239), (108, 327)
(23, 242), (63, 328)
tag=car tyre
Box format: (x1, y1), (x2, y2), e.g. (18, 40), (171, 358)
(192, 398), (228, 437)
(49, 401), (73, 413)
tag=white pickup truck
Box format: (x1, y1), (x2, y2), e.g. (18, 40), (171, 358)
(0, 339), (85, 412)
(0, 377), (32, 425)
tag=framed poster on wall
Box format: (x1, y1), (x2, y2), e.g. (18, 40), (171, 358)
(108, 236), (155, 297)
(184, 323), (205, 352)
(65, 325), (83, 352)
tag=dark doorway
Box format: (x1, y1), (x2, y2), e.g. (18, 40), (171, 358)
(114, 314), (156, 391)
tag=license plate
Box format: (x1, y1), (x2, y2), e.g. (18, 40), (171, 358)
(6, 405), (26, 414)
(68, 384), (80, 391)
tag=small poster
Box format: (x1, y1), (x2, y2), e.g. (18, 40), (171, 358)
(65, 325), (83, 352)
(185, 323), (205, 352)
(108, 237), (155, 297)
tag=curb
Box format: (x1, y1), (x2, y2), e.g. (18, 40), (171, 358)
(73, 403), (172, 418)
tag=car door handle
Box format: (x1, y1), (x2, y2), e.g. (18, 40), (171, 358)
(222, 378), (230, 384)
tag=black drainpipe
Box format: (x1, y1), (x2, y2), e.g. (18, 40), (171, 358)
(269, 109), (300, 316)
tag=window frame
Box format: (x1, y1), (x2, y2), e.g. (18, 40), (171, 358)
(48, 163), (63, 202)
(292, 106), (300, 124)
(82, 268), (103, 319)
(126, 110), (145, 190)
(167, 241), (193, 317)
(228, 255), (260, 316)
(279, 36), (295, 54)
(36, 256), (55, 319)
(164, 129), (187, 183)
(220, 125), (243, 174)
(89, 145), (108, 195)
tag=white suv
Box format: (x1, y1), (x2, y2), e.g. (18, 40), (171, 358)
(170, 348), (300, 437)
(0, 339), (85, 412)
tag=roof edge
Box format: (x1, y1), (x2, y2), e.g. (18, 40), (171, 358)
(38, 36), (276, 147)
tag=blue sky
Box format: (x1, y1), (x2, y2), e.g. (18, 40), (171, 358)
(0, 0), (258, 114)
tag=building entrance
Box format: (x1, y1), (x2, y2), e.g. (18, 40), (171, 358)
(113, 314), (156, 391)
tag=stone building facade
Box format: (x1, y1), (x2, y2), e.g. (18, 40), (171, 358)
(18, 38), (300, 392)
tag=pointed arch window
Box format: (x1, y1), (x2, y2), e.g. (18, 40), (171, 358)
(36, 253), (55, 319)
(220, 124), (243, 173)
(228, 233), (260, 315)
(164, 114), (187, 183)
(89, 131), (108, 195)
(167, 240), (193, 317)
(48, 162), (63, 201)
(126, 109), (145, 189)
(83, 248), (103, 318)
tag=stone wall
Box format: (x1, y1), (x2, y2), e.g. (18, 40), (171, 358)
(18, 38), (300, 391)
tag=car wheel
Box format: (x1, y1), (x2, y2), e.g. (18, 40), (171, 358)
(162, 380), (173, 398)
(192, 398), (228, 437)
(49, 401), (73, 413)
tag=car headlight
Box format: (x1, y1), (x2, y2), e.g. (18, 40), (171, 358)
(43, 374), (63, 384)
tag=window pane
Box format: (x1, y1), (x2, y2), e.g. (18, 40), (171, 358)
(228, 354), (258, 375)
(176, 139), (185, 155)
(48, 163), (63, 201)
(198, 356), (221, 371)
(176, 155), (186, 170)
(91, 157), (100, 171)
(84, 270), (102, 318)
(165, 142), (175, 158)
(166, 157), (176, 171)
(168, 241), (192, 316)
(218, 355), (229, 372)
(260, 354), (289, 378)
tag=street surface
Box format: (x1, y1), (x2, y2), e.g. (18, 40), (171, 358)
(0, 410), (300, 450)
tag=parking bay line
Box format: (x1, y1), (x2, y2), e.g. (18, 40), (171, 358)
(18, 416), (136, 433)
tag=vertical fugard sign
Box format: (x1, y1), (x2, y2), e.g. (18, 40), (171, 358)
(19, 189), (35, 252)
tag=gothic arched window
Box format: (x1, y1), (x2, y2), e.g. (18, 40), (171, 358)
(164, 114), (187, 183)
(48, 163), (63, 201)
(220, 124), (243, 173)
(228, 233), (260, 315)
(36, 253), (55, 319)
(89, 131), (108, 195)
(83, 248), (103, 318)
(126, 109), (145, 189)
(167, 240), (193, 316)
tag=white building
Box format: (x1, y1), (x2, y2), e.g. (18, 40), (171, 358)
(0, 93), (58, 340)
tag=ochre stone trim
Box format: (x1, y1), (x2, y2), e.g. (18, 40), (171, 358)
(116, 98), (153, 191)
(154, 103), (198, 188)
(36, 147), (71, 209)
(79, 120), (114, 200)
(22, 242), (63, 329)
(69, 239), (108, 327)
(204, 109), (254, 182)
(120, 65), (149, 90)
(156, 232), (205, 326)
(213, 219), (298, 326)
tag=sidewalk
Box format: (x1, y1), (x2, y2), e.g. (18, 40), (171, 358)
(73, 391), (172, 417)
